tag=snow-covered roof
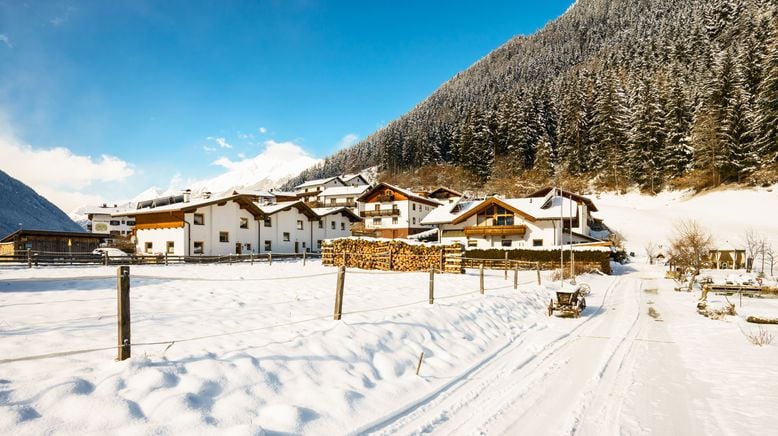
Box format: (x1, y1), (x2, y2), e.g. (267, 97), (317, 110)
(319, 185), (370, 197)
(112, 193), (263, 217)
(421, 200), (482, 225)
(358, 183), (443, 206)
(294, 176), (342, 189)
(81, 203), (135, 215)
(311, 207), (361, 221)
(420, 195), (578, 225)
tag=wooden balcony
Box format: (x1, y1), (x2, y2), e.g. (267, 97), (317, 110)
(307, 201), (357, 209)
(361, 208), (400, 217)
(463, 225), (527, 237)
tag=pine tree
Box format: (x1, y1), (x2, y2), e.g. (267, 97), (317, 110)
(752, 18), (778, 164)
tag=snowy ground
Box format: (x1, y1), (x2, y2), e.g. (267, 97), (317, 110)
(1, 259), (777, 435)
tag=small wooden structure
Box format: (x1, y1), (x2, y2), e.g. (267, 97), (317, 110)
(548, 287), (587, 318)
(0, 229), (108, 254)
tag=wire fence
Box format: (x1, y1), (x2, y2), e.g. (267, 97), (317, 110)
(0, 264), (542, 365)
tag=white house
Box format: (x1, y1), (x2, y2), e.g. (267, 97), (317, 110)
(421, 188), (606, 250)
(356, 183), (442, 238)
(341, 174), (370, 187)
(309, 185), (370, 212)
(115, 193), (361, 256)
(293, 176), (346, 201)
(84, 203), (136, 236)
(115, 193), (265, 256)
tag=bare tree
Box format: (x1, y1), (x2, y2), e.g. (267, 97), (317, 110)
(744, 229), (764, 273)
(668, 220), (712, 290)
(766, 244), (776, 278)
(644, 240), (658, 264)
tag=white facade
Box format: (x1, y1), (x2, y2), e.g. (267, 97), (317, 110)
(85, 203), (136, 236)
(422, 191), (604, 250)
(294, 177), (345, 195)
(357, 183), (441, 238)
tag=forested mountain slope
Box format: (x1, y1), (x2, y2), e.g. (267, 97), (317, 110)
(286, 0), (778, 192)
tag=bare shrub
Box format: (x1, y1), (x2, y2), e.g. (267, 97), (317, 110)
(668, 220), (712, 290)
(746, 327), (774, 347)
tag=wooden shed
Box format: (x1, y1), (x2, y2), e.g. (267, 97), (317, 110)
(0, 229), (108, 254)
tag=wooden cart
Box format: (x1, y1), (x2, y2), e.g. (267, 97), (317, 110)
(548, 288), (587, 318)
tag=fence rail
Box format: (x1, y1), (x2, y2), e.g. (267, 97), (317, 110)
(0, 251), (321, 267)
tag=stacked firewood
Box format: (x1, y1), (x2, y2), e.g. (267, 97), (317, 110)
(322, 238), (463, 272)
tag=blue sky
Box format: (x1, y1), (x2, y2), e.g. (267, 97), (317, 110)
(0, 0), (573, 211)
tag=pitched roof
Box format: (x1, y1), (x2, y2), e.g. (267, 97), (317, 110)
(526, 187), (598, 212)
(428, 187), (463, 198)
(319, 185), (370, 197)
(421, 200), (482, 225)
(420, 195), (579, 225)
(311, 207), (362, 222)
(112, 193), (265, 219)
(259, 200), (319, 220)
(294, 176), (344, 189)
(356, 182), (443, 207)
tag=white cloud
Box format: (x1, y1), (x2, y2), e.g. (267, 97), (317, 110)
(258, 127), (267, 134)
(0, 34), (12, 49)
(336, 133), (359, 149)
(237, 132), (254, 140)
(207, 136), (233, 149)
(0, 126), (134, 212)
(202, 145), (216, 152)
(191, 139), (320, 193)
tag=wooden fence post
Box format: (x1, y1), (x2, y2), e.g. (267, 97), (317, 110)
(250, 253), (254, 265)
(429, 269), (435, 304)
(504, 252), (509, 280)
(303, 250), (307, 266)
(536, 262), (541, 285)
(117, 266), (131, 361)
(228, 254), (232, 265)
(514, 264), (519, 290)
(26, 249), (32, 268)
(388, 251), (393, 271)
(416, 351), (425, 375)
(440, 249), (445, 272)
(103, 251), (109, 266)
(334, 266), (345, 320)
(268, 252), (273, 266)
(480, 263), (485, 294)
(164, 253), (169, 266)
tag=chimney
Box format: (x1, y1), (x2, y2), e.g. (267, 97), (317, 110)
(183, 189), (191, 203)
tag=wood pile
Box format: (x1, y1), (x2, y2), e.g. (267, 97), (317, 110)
(322, 238), (463, 273)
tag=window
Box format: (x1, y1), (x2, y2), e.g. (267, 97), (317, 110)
(372, 218), (381, 226)
(412, 203), (416, 211)
(374, 204), (380, 211)
(127, 221), (135, 226)
(302, 242), (306, 248)
(476, 205), (514, 226)
(341, 222), (346, 231)
(392, 217), (398, 225)
(317, 240), (322, 249)
(245, 243), (251, 251)
(166, 241), (175, 254)
(264, 240), (272, 251)
(412, 217), (416, 225)
(297, 220), (303, 230)
(283, 232), (290, 242)
(533, 239), (543, 247)
(264, 217), (272, 227)
(318, 220), (323, 229)
(144, 242), (153, 253)
(467, 240), (477, 248)
(330, 198), (336, 205)
(110, 220), (120, 226)
(110, 230), (120, 236)
(331, 221), (336, 230)
(194, 214), (204, 225)
(121, 220), (125, 225)
(193, 241), (204, 254)
(501, 240), (512, 248)
(346, 197), (353, 204)
(240, 217), (249, 229)
(219, 232), (229, 243)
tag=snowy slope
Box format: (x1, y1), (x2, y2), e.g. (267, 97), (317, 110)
(593, 185), (778, 255)
(0, 169), (85, 237)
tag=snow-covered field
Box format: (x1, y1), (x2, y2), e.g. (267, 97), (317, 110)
(2, 186), (778, 435)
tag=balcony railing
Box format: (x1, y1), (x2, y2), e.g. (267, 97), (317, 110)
(463, 225), (527, 237)
(361, 208), (400, 217)
(307, 201), (357, 209)
(376, 194), (395, 202)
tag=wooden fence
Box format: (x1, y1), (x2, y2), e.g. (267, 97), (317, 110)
(0, 250), (320, 267)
